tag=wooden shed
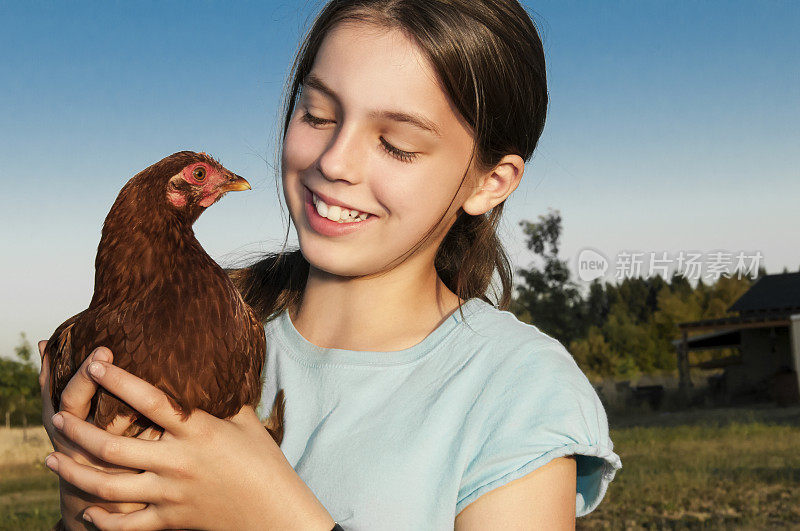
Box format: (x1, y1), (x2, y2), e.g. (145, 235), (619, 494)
(674, 272), (800, 405)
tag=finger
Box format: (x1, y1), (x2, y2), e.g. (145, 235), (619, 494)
(45, 451), (155, 504)
(53, 410), (161, 471)
(55, 436), (129, 472)
(40, 351), (102, 467)
(40, 352), (54, 420)
(52, 422), (148, 474)
(46, 408), (139, 472)
(39, 349), (50, 396)
(38, 339), (47, 360)
(86, 361), (190, 436)
(83, 505), (163, 531)
(60, 347), (114, 420)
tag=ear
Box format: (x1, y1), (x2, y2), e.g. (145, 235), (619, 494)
(462, 154), (524, 216)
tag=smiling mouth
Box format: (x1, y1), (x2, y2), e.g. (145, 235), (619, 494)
(309, 192), (372, 223)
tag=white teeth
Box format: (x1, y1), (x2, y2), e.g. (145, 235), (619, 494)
(311, 193), (370, 223)
(326, 205), (341, 222)
(315, 197), (328, 218)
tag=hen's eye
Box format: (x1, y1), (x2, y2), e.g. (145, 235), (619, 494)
(193, 167), (206, 181)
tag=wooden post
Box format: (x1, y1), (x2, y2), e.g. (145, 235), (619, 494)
(790, 315), (800, 403)
(678, 330), (692, 393)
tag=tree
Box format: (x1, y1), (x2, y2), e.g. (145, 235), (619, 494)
(570, 325), (616, 378)
(0, 333), (41, 436)
(582, 278), (610, 331)
(511, 210), (763, 381)
(514, 209), (584, 346)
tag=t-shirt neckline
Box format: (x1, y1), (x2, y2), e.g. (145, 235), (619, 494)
(274, 297), (489, 367)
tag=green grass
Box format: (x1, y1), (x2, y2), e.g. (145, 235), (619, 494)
(0, 463), (60, 530)
(579, 407), (800, 529)
(2, 406), (799, 529)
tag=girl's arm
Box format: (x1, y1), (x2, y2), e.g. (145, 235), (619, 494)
(42, 348), (335, 530)
(454, 456), (577, 530)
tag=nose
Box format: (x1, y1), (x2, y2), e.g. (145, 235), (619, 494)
(316, 122), (364, 185)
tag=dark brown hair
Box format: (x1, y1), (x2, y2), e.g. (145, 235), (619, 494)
(231, 0), (548, 322)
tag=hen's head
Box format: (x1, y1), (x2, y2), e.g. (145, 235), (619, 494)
(114, 151), (250, 228)
(162, 151), (250, 215)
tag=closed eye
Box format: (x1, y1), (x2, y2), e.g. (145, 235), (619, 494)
(300, 110), (332, 127)
(379, 137), (418, 163)
(301, 110), (419, 163)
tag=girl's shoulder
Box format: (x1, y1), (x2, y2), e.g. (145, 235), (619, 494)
(453, 299), (622, 518)
(452, 298), (589, 386)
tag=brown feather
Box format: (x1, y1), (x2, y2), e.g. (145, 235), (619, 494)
(45, 151), (284, 444)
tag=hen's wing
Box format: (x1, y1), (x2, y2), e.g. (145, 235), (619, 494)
(47, 266), (283, 443)
(46, 311), (87, 412)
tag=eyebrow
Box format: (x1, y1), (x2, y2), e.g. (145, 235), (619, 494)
(302, 73), (442, 138)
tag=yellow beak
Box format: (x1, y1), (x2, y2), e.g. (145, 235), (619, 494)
(220, 175), (251, 192)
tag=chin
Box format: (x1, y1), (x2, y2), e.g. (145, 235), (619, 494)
(299, 246), (369, 278)
(297, 238), (395, 278)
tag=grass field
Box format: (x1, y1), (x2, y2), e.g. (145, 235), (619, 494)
(0, 427), (59, 530)
(581, 404), (800, 529)
(2, 405), (799, 529)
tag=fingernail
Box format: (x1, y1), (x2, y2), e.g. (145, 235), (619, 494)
(45, 454), (58, 472)
(93, 348), (111, 363)
(83, 512), (93, 523)
(88, 362), (105, 378)
(52, 413), (64, 430)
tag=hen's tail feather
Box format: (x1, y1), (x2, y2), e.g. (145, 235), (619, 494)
(264, 388), (285, 446)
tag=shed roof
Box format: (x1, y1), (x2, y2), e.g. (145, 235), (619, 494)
(671, 329), (741, 350)
(728, 272), (800, 314)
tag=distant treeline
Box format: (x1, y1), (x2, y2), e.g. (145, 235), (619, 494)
(510, 209), (776, 382)
(0, 333), (40, 428)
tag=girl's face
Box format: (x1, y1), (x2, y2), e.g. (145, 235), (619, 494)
(282, 21), (478, 277)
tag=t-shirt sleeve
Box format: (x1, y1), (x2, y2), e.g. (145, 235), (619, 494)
(456, 344), (622, 518)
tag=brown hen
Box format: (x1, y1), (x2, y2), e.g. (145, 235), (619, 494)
(45, 151), (285, 445)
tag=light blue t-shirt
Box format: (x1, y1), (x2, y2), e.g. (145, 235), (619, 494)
(256, 298), (621, 529)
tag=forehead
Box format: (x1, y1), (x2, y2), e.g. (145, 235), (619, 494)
(307, 22), (464, 132)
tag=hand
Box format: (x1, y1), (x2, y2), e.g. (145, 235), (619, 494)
(39, 342), (157, 530)
(44, 353), (336, 530)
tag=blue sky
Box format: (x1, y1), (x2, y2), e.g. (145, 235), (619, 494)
(2, 0), (798, 358)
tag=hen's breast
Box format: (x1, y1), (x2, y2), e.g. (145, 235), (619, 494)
(81, 260), (266, 428)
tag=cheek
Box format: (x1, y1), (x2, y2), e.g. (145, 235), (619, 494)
(167, 190), (188, 208)
(375, 169), (459, 228)
(283, 119), (324, 173)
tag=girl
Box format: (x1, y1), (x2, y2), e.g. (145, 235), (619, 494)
(39, 0), (622, 529)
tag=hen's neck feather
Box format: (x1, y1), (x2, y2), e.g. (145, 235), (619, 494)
(90, 176), (211, 307)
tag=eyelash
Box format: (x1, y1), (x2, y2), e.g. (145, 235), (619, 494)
(300, 110), (419, 163)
